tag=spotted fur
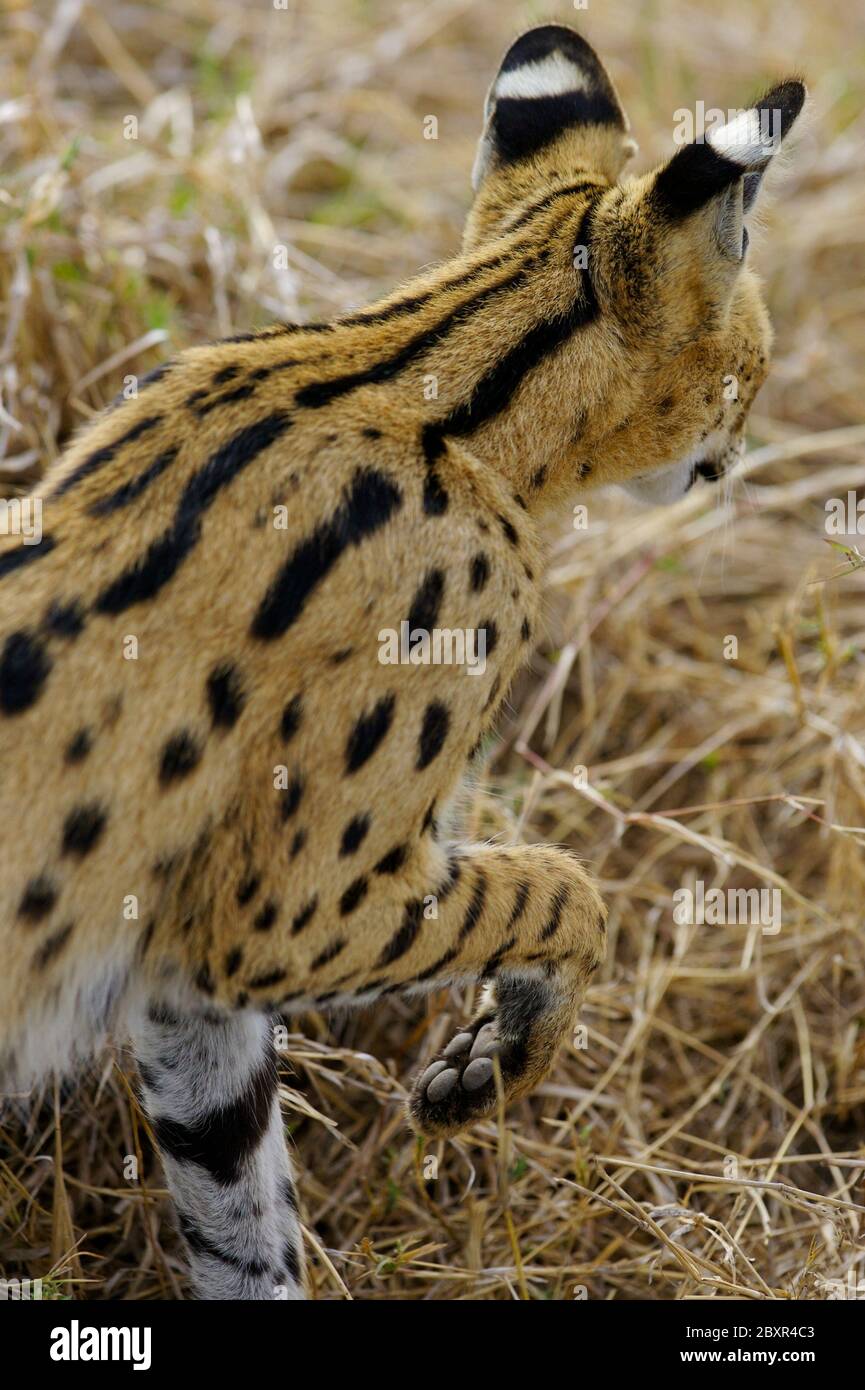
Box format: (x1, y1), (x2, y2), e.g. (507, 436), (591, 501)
(0, 25), (804, 1299)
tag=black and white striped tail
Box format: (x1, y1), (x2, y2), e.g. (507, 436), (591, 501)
(134, 1004), (305, 1300)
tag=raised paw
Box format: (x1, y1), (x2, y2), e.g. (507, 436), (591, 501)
(409, 1011), (525, 1138)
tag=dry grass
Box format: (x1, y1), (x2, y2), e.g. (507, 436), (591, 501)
(2, 0), (864, 1301)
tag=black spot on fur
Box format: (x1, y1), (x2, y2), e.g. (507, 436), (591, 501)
(224, 948), (243, 977)
(340, 814), (371, 856)
(237, 874), (260, 906)
(377, 898), (423, 966)
(482, 934), (517, 978)
(374, 844), (408, 875)
(531, 465), (547, 489)
(195, 964), (215, 995)
(437, 855), (462, 901)
(254, 900), (279, 931)
(279, 775), (304, 821)
(33, 922), (74, 971)
(420, 424), (449, 516)
(213, 365), (240, 385)
(458, 872), (487, 942)
(345, 693), (396, 773)
(416, 945), (459, 983)
(65, 727), (93, 763)
(407, 568), (445, 634)
(248, 967), (286, 990)
(0, 535), (56, 582)
(206, 662), (246, 729)
(159, 731), (202, 784)
(339, 877), (369, 915)
(507, 881), (531, 930)
(540, 884), (570, 941)
(61, 802), (107, 858)
(480, 618), (498, 655)
(251, 467), (402, 640)
(312, 938), (346, 970)
(423, 472), (449, 517)
(0, 630), (52, 714)
(280, 695), (303, 741)
(44, 599), (85, 639)
(194, 383), (258, 418)
(470, 553), (490, 592)
(417, 700), (450, 769)
(290, 828), (307, 858)
(498, 514), (519, 546)
(18, 875), (58, 922)
(291, 896), (318, 934)
(521, 617), (532, 642)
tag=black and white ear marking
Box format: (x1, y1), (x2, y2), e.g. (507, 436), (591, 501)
(653, 78), (806, 230)
(473, 25), (631, 189)
(706, 80), (805, 170)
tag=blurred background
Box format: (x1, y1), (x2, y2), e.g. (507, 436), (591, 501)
(1, 0), (864, 1300)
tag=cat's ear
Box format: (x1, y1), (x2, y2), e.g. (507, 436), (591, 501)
(472, 25), (636, 189)
(652, 80), (806, 260)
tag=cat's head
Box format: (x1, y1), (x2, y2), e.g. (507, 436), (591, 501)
(466, 25), (805, 502)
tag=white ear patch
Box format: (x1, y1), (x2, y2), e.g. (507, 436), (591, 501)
(707, 107), (779, 169)
(494, 51), (588, 101)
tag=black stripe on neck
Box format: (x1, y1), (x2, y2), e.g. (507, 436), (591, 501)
(295, 263), (532, 410)
(432, 208), (599, 441)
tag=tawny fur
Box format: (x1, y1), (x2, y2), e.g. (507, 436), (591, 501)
(0, 24), (802, 1188)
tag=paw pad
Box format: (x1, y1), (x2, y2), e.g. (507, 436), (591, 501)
(410, 1014), (515, 1137)
(420, 1063), (459, 1102)
(461, 1056), (494, 1090)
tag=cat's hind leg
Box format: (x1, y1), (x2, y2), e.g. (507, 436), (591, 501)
(133, 1002), (304, 1300)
